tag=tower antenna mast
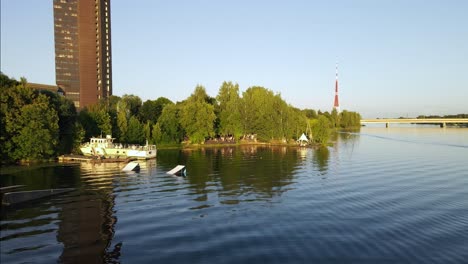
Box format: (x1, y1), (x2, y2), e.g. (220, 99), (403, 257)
(333, 63), (340, 112)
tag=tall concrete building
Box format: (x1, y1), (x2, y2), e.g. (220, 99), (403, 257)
(53, 0), (112, 108)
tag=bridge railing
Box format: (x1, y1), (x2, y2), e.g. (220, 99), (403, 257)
(360, 118), (468, 128)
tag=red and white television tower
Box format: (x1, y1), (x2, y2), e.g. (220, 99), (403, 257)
(333, 64), (340, 112)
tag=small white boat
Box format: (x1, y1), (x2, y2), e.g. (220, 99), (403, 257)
(80, 135), (157, 159)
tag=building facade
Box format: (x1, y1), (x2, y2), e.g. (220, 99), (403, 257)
(53, 0), (112, 108)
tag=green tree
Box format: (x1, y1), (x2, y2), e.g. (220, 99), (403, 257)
(1, 86), (60, 161)
(78, 105), (112, 140)
(339, 110), (361, 128)
(311, 115), (331, 145)
(127, 116), (145, 144)
(144, 121), (151, 143)
(12, 97), (59, 160)
(139, 97), (173, 124)
(303, 109), (318, 119)
(116, 100), (128, 142)
(1, 83), (37, 162)
(180, 85), (216, 144)
(216, 81), (243, 139)
(121, 94), (142, 117)
(0, 76), (76, 161)
(242, 86), (278, 141)
(0, 76), (18, 161)
(0, 71), (19, 89)
(78, 109), (98, 140)
(38, 90), (77, 155)
(99, 95), (121, 139)
(57, 97), (77, 154)
(330, 108), (340, 128)
(272, 93), (289, 139)
(72, 122), (86, 154)
(158, 104), (182, 143)
(151, 123), (162, 144)
(284, 106), (308, 140)
(19, 77), (28, 89)
(88, 104), (112, 135)
(241, 86), (308, 142)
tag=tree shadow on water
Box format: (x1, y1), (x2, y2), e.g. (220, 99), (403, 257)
(313, 147), (330, 176)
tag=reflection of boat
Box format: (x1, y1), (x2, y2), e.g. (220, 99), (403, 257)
(80, 135), (157, 159)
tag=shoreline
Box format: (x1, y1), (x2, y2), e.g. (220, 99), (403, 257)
(1, 142), (325, 167)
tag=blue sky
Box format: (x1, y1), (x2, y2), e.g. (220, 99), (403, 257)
(1, 0), (467, 118)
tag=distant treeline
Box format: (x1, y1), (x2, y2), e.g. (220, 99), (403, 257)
(417, 114), (468, 119)
(1, 72), (360, 163)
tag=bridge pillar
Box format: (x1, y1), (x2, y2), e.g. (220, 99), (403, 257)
(386, 122), (389, 128)
(440, 122), (446, 128)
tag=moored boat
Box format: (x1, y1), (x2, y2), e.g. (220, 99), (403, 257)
(80, 135), (157, 159)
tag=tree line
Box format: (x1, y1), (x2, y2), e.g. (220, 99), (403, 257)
(1, 73), (361, 163)
(417, 114), (468, 119)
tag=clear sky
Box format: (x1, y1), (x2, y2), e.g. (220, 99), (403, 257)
(1, 0), (467, 118)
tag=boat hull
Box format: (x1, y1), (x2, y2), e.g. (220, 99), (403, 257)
(127, 149), (157, 159)
(80, 146), (157, 159)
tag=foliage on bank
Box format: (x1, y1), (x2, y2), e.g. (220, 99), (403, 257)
(1, 73), (362, 163)
(1, 73), (78, 163)
(417, 114), (468, 119)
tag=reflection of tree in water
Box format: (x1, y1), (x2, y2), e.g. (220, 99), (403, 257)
(330, 128), (360, 146)
(313, 127), (360, 175)
(0, 164), (81, 191)
(313, 147), (330, 173)
(335, 129), (360, 159)
(177, 146), (300, 203)
(337, 128), (360, 143)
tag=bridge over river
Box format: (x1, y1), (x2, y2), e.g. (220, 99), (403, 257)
(360, 118), (468, 128)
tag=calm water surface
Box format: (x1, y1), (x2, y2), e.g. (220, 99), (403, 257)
(1, 126), (468, 263)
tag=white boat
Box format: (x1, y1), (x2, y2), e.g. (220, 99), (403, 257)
(80, 135), (157, 159)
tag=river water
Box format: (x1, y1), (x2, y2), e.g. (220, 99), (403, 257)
(1, 126), (467, 263)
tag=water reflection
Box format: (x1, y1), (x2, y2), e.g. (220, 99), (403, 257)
(1, 137), (354, 262)
(2, 127), (468, 263)
(311, 129), (361, 177)
(164, 146), (302, 205)
(297, 147), (309, 160)
(1, 163), (121, 263)
(312, 147), (330, 173)
(57, 188), (117, 263)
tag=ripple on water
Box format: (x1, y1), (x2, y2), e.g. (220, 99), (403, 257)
(1, 129), (468, 263)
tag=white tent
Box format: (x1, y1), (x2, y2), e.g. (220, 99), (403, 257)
(297, 133), (308, 142)
(297, 133), (309, 146)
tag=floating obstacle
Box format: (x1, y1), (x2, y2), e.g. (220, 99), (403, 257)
(0, 185), (26, 194)
(2, 188), (75, 206)
(122, 161), (140, 172)
(167, 165), (186, 176)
